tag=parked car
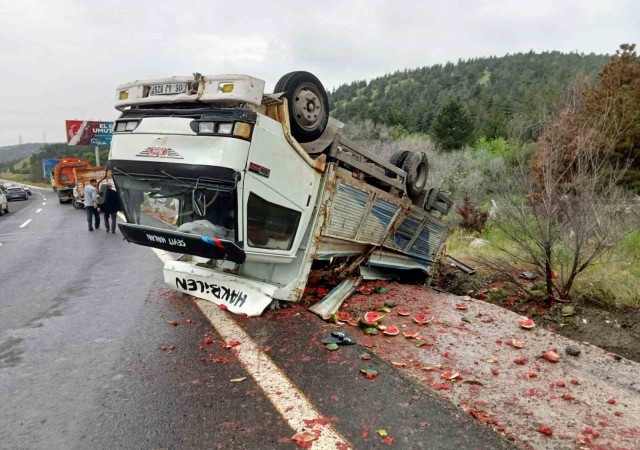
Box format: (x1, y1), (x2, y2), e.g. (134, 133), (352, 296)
(0, 189), (8, 215)
(21, 185), (32, 196)
(5, 186), (28, 201)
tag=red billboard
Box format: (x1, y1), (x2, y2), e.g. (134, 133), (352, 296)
(65, 120), (113, 146)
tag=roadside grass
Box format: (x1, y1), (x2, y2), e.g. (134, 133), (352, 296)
(573, 229), (640, 308)
(447, 225), (640, 308)
(0, 172), (51, 188)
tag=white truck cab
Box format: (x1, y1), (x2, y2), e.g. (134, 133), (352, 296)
(110, 71), (452, 316)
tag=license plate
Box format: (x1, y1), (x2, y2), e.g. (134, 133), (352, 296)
(149, 83), (187, 96)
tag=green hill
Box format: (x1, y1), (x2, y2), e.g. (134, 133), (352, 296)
(0, 143), (44, 164)
(329, 51), (610, 139)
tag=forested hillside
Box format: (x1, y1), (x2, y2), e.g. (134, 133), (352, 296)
(329, 51), (609, 138)
(0, 143), (44, 164)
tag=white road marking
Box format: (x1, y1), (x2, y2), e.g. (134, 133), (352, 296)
(36, 208), (42, 213)
(42, 202), (46, 206)
(151, 250), (351, 449)
(19, 219), (32, 228)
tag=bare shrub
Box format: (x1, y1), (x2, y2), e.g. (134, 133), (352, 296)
(485, 79), (639, 301)
(456, 194), (489, 233)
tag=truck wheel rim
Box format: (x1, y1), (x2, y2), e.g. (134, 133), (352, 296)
(294, 85), (323, 129)
(414, 163), (427, 188)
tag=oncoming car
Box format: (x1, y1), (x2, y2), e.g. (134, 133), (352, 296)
(5, 186), (29, 201)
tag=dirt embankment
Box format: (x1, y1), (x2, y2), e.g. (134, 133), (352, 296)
(335, 281), (640, 450)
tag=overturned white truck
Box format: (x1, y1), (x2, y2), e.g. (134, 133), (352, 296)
(110, 71), (452, 316)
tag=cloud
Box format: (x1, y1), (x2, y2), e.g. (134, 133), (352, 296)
(0, 0), (637, 146)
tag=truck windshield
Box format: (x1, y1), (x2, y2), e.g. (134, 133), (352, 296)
(113, 175), (237, 241)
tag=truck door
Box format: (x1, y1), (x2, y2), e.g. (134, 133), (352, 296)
(241, 117), (320, 260)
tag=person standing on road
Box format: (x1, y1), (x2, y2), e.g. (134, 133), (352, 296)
(84, 179), (100, 232)
(98, 183), (121, 233)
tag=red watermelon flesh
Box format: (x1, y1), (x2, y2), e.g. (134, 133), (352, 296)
(413, 314), (433, 325)
(520, 318), (536, 329)
(383, 325), (400, 336)
(363, 311), (384, 324)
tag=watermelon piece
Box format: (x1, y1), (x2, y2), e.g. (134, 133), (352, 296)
(358, 286), (373, 295)
(377, 324), (387, 331)
(347, 318), (360, 327)
(336, 311), (351, 322)
(413, 314), (433, 325)
(542, 349), (560, 362)
(455, 303), (469, 310)
(363, 311), (384, 324)
(403, 331), (420, 339)
(364, 327), (379, 335)
(383, 325), (400, 336)
(519, 318), (536, 329)
(396, 309), (410, 316)
(360, 368), (378, 379)
(510, 339), (525, 348)
(441, 371), (459, 380)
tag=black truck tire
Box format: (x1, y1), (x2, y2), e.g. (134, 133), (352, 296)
(402, 151), (429, 199)
(385, 150), (411, 193)
(386, 150), (410, 177)
(274, 71), (329, 143)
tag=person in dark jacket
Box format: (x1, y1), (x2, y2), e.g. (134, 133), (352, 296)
(98, 183), (121, 233)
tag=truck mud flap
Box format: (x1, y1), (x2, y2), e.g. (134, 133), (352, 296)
(118, 223), (246, 264)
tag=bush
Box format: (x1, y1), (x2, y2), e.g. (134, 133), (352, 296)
(456, 194), (489, 233)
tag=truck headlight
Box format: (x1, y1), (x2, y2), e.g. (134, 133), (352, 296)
(115, 120), (140, 132)
(125, 120), (139, 131)
(217, 123), (233, 135)
(198, 122), (215, 134)
(233, 122), (252, 139)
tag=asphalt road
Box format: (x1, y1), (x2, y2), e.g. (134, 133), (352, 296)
(0, 185), (513, 450)
(0, 187), (292, 450)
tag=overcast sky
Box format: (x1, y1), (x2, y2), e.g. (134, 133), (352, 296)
(0, 0), (637, 146)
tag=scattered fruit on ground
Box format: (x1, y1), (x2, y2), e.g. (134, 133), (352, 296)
(383, 325), (400, 336)
(519, 318), (536, 329)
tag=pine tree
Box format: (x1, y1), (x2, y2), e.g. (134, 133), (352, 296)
(430, 97), (475, 150)
(585, 44), (640, 191)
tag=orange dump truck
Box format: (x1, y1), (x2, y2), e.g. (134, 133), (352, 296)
(72, 166), (112, 209)
(52, 158), (91, 204)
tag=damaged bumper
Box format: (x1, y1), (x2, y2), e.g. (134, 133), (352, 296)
(118, 223), (246, 264)
(164, 259), (276, 316)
